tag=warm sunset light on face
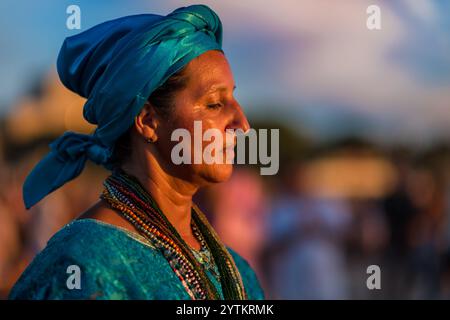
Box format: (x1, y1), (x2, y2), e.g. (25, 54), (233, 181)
(0, 1), (449, 307)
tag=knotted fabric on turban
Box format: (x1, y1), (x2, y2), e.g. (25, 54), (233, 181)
(23, 4), (223, 209)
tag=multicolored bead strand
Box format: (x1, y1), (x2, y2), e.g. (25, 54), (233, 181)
(100, 169), (247, 300)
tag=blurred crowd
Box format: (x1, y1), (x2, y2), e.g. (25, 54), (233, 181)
(0, 71), (449, 300)
(199, 142), (450, 299)
(1, 0), (450, 301)
(1, 129), (449, 300)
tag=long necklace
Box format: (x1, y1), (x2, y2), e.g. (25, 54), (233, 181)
(191, 221), (221, 282)
(100, 169), (247, 300)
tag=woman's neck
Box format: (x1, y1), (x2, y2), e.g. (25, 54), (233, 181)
(122, 153), (199, 241)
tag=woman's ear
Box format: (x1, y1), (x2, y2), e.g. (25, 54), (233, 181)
(135, 102), (159, 143)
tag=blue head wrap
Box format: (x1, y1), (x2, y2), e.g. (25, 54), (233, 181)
(23, 5), (223, 209)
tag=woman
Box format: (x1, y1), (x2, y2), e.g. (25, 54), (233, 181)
(9, 5), (264, 300)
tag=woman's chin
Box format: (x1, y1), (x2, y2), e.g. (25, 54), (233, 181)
(200, 163), (234, 184)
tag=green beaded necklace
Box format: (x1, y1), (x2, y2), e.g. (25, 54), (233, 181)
(101, 169), (247, 300)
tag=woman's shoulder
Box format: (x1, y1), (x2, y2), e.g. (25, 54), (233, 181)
(8, 219), (161, 300)
(55, 218), (156, 252)
(37, 218), (158, 265)
(9, 219), (265, 300)
(226, 247), (265, 300)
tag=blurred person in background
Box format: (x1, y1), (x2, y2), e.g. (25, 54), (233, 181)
(264, 162), (352, 299)
(206, 168), (269, 289)
(407, 163), (447, 299)
(381, 151), (419, 299)
(0, 169), (21, 298)
(381, 150), (448, 299)
(346, 198), (389, 299)
(441, 158), (450, 298)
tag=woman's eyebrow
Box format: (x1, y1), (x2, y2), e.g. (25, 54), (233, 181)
(205, 84), (237, 94)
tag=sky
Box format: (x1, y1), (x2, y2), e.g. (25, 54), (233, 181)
(0, 0), (449, 145)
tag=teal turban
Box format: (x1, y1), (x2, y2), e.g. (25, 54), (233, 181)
(23, 4), (223, 209)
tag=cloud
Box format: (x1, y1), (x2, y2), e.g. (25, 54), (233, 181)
(2, 0), (447, 142)
(162, 0), (450, 141)
(398, 0), (437, 24)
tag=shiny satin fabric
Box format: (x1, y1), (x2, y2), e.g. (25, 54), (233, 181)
(8, 219), (265, 299)
(23, 5), (223, 209)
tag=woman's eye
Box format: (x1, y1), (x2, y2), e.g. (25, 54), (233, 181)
(207, 103), (223, 110)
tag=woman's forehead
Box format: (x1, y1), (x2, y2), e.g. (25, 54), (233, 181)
(185, 51), (235, 94)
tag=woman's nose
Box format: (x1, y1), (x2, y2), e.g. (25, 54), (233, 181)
(227, 101), (250, 133)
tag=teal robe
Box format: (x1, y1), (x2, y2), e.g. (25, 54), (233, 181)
(9, 219), (264, 300)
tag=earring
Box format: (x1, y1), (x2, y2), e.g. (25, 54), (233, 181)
(145, 137), (154, 143)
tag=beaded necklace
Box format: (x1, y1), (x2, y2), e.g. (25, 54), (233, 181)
(100, 169), (247, 300)
(190, 222), (221, 282)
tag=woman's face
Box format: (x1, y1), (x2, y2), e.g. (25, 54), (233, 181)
(154, 50), (250, 187)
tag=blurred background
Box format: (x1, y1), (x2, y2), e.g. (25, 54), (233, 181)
(1, 0), (450, 299)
